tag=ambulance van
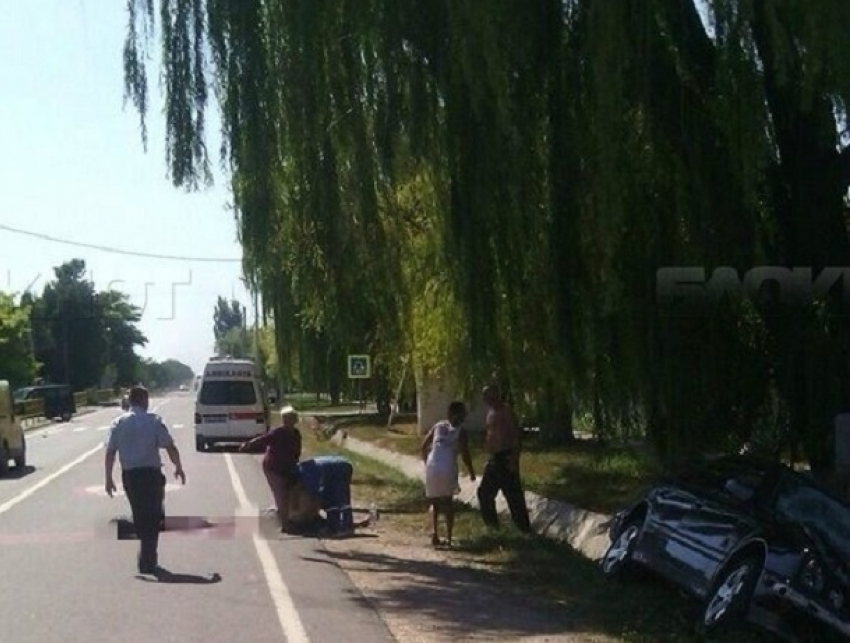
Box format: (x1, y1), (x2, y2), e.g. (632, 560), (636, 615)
(194, 358), (269, 451)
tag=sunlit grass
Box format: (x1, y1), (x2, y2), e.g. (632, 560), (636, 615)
(335, 417), (660, 514)
(299, 417), (777, 643)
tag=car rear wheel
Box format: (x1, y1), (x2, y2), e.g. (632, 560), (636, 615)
(61, 411), (72, 422)
(13, 440), (26, 469)
(0, 443), (9, 476)
(195, 437), (206, 452)
(600, 517), (642, 579)
(698, 556), (759, 634)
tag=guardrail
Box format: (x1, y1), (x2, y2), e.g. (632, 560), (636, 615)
(16, 398), (44, 420)
(15, 388), (119, 429)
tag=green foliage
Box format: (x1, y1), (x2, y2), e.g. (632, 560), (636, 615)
(255, 325), (278, 385)
(0, 293), (37, 387)
(137, 358), (194, 390)
(213, 296), (244, 347)
(122, 0), (850, 471)
(98, 289), (148, 385)
(216, 326), (252, 360)
(26, 260), (147, 390)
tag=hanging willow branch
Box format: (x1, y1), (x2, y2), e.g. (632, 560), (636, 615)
(121, 0), (850, 464)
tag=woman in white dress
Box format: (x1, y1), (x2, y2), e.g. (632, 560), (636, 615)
(421, 401), (476, 547)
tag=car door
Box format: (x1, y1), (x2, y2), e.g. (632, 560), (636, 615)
(637, 484), (709, 590)
(673, 488), (762, 596)
(661, 466), (766, 598)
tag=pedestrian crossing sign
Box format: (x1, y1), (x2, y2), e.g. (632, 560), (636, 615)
(348, 355), (371, 379)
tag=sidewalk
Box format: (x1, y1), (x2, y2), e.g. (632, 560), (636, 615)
(332, 433), (614, 561)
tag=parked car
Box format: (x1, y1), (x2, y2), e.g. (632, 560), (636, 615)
(600, 455), (850, 642)
(14, 384), (76, 422)
(0, 380), (26, 475)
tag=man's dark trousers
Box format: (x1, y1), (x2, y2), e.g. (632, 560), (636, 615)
(122, 467), (166, 571)
(477, 451), (531, 532)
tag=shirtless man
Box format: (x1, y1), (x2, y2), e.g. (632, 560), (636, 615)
(476, 384), (531, 532)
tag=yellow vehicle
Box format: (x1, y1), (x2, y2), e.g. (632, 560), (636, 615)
(0, 380), (26, 475)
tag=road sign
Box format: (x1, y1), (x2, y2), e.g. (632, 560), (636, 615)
(348, 355), (371, 379)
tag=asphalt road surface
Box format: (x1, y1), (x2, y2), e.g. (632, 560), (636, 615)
(0, 393), (394, 643)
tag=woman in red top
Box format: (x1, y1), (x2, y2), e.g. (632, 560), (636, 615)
(240, 406), (302, 531)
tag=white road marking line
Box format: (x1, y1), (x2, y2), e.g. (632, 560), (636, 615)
(73, 427), (88, 433)
(0, 401), (170, 518)
(224, 453), (310, 643)
(173, 423), (184, 429)
(97, 426), (110, 431)
(0, 443), (104, 517)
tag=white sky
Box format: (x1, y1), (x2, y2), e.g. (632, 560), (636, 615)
(0, 0), (253, 375)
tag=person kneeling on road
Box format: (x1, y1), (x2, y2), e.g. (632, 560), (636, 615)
(285, 456), (365, 537)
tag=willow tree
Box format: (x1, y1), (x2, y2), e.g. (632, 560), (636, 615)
(123, 0), (850, 469)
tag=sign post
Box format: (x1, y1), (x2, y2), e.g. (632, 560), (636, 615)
(347, 355), (371, 414)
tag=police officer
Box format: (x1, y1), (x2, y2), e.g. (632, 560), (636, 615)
(104, 386), (186, 574)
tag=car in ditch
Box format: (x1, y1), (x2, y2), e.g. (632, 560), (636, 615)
(600, 455), (850, 642)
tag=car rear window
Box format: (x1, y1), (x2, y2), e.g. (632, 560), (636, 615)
(199, 381), (257, 406)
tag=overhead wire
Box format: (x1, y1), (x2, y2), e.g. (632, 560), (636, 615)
(0, 223), (242, 263)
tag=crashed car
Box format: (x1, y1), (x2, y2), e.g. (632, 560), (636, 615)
(600, 455), (850, 642)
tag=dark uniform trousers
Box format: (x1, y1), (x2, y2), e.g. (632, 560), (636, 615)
(122, 467), (166, 569)
(477, 450), (532, 532)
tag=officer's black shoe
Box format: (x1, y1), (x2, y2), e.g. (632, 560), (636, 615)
(138, 552), (158, 574)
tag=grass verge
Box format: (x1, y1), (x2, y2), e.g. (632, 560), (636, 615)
(300, 420), (779, 643)
(325, 417), (659, 515)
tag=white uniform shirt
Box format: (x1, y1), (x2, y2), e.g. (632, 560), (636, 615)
(106, 407), (174, 470)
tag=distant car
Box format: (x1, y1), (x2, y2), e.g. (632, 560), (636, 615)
(601, 455), (850, 642)
(14, 384), (76, 422)
(178, 384), (188, 392)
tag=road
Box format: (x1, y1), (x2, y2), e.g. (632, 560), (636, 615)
(0, 393), (395, 643)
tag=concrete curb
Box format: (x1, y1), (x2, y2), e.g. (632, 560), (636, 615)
(22, 407), (101, 433)
(333, 433), (614, 561)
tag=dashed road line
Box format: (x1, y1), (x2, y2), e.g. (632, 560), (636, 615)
(0, 401), (169, 518)
(0, 443), (104, 517)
